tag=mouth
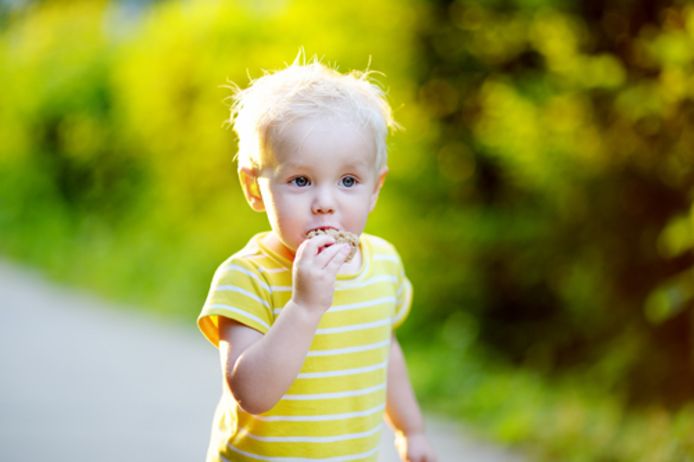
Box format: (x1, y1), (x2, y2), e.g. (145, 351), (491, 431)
(306, 226), (339, 235)
(304, 227), (359, 262)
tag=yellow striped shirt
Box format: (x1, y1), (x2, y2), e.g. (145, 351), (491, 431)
(197, 232), (412, 461)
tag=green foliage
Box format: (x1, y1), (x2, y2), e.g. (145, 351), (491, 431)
(408, 339), (694, 462)
(416, 0), (694, 409)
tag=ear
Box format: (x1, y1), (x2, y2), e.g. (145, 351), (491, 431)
(238, 167), (265, 212)
(369, 167), (389, 212)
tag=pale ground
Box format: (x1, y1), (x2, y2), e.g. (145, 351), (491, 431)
(0, 259), (527, 462)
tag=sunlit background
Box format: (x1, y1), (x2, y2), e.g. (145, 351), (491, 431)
(1, 0), (693, 460)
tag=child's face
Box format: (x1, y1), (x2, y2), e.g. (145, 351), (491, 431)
(243, 116), (387, 254)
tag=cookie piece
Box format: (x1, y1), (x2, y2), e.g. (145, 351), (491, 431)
(306, 228), (359, 262)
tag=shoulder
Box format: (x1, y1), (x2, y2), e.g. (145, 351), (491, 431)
(362, 233), (403, 265)
(213, 243), (261, 277)
(361, 233), (396, 251)
(210, 235), (280, 288)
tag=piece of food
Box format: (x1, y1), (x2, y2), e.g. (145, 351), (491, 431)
(306, 228), (359, 262)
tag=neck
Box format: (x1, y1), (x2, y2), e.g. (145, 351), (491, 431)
(261, 232), (296, 262)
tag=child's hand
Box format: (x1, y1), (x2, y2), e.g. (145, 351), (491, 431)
(395, 432), (437, 462)
(291, 234), (351, 313)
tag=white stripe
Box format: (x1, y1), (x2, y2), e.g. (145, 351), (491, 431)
(222, 264), (271, 292)
(250, 404), (385, 422)
(241, 423), (382, 443)
(283, 383), (385, 400)
(393, 310), (406, 326)
(393, 280), (412, 325)
(272, 297), (395, 316)
(373, 254), (398, 263)
(216, 285), (270, 308)
(330, 297), (396, 312)
(261, 266), (289, 274)
(316, 318), (391, 335)
(224, 445), (379, 462)
(244, 254), (272, 263)
(209, 304), (271, 330)
(336, 275), (396, 290)
(219, 265), (290, 294)
(307, 339), (391, 357)
(297, 362), (386, 379)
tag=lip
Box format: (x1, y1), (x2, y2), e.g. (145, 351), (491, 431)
(306, 226), (339, 234)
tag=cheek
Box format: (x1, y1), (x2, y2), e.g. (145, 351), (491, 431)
(270, 194), (304, 231)
(344, 193), (373, 227)
(262, 184), (287, 214)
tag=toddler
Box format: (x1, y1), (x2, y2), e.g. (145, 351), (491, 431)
(197, 57), (436, 462)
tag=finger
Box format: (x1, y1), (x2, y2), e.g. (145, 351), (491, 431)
(296, 234), (335, 261)
(306, 234), (337, 254)
(320, 243), (351, 270)
(312, 241), (347, 267)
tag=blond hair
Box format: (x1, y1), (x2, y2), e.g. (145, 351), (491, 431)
(227, 56), (399, 171)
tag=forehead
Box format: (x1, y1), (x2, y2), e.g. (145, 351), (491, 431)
(266, 116), (377, 169)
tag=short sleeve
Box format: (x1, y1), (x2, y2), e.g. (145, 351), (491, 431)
(197, 258), (273, 347)
(393, 275), (413, 329)
(391, 248), (413, 330)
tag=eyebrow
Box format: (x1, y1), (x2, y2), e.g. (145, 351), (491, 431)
(278, 161), (310, 170)
(278, 159), (373, 172)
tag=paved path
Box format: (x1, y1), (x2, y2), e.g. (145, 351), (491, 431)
(0, 260), (526, 461)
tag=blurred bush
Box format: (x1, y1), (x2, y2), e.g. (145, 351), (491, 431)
(406, 1), (694, 459)
(415, 0), (694, 406)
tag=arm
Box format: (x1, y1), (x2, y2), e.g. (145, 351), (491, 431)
(218, 236), (351, 415)
(386, 335), (437, 462)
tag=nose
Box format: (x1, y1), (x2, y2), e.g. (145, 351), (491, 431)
(311, 186), (335, 214)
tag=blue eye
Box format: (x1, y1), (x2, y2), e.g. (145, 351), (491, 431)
(341, 176), (357, 188)
(291, 176), (310, 187)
